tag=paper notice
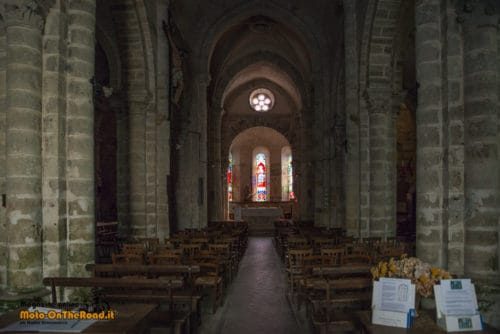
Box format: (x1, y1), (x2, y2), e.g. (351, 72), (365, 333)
(440, 279), (477, 316)
(378, 277), (415, 313)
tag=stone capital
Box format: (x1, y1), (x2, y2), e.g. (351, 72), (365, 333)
(4, 0), (44, 31)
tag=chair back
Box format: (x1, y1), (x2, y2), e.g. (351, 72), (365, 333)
(287, 248), (313, 269)
(180, 243), (201, 259)
(111, 253), (143, 265)
(122, 243), (145, 255)
(320, 248), (344, 266)
(148, 253), (181, 265)
(343, 254), (372, 266)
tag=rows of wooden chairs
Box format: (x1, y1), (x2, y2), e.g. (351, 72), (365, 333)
(276, 222), (415, 333)
(110, 223), (248, 314)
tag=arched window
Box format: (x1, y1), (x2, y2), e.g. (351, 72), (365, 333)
(227, 153), (233, 201)
(287, 154), (294, 200)
(281, 146), (294, 200)
(255, 153), (267, 201)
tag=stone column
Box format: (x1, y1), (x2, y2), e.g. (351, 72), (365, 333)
(176, 71), (208, 230)
(128, 98), (148, 237)
(365, 89), (394, 238)
(112, 93), (129, 234)
(208, 111), (223, 221)
(4, 0), (44, 293)
(0, 12), (7, 289)
(42, 3), (67, 279)
(197, 74), (209, 228)
(343, 0), (360, 236)
(415, 0), (447, 267)
(300, 110), (314, 220)
(446, 1), (465, 275)
(155, 0), (170, 240)
(66, 0), (96, 276)
(462, 4), (499, 278)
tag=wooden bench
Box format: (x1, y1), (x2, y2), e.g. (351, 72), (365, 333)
(42, 276), (189, 334)
(85, 264), (203, 328)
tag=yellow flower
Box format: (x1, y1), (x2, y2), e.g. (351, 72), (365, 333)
(380, 262), (388, 277)
(390, 264), (398, 273)
(371, 266), (379, 280)
(419, 274), (428, 283)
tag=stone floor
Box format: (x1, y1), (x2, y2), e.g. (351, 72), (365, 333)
(198, 236), (312, 334)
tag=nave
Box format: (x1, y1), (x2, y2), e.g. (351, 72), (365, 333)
(199, 237), (311, 334)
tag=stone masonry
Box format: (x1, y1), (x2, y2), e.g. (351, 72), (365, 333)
(0, 0), (498, 328)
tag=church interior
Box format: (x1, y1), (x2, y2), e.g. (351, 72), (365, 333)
(0, 0), (500, 332)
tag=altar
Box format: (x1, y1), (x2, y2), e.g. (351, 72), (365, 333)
(233, 207), (283, 235)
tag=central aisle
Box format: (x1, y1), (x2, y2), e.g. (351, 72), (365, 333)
(199, 236), (311, 334)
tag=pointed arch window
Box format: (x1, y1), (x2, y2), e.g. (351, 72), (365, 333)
(255, 153), (267, 201)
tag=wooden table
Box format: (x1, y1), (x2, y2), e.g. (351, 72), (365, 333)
(356, 310), (499, 334)
(0, 303), (157, 333)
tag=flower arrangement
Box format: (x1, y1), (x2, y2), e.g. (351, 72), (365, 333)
(371, 254), (451, 297)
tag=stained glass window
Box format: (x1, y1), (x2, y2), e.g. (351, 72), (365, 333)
(227, 153), (233, 201)
(255, 153), (267, 201)
(287, 154), (294, 200)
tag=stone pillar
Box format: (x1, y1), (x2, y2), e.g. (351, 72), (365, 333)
(343, 0), (360, 236)
(65, 0), (96, 276)
(197, 74), (209, 228)
(42, 3), (67, 279)
(0, 11), (7, 290)
(112, 93), (129, 234)
(359, 100), (370, 237)
(4, 0), (44, 292)
(128, 98), (148, 237)
(208, 111), (223, 221)
(176, 72), (208, 230)
(446, 1), (465, 276)
(365, 89), (394, 238)
(300, 113), (314, 220)
(155, 0), (170, 240)
(415, 0), (447, 267)
(462, 4), (499, 278)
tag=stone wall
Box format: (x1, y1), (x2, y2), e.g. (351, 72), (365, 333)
(0, 6), (6, 291)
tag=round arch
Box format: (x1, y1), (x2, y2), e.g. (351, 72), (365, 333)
(197, 1), (325, 75)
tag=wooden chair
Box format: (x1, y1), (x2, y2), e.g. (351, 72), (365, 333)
(112, 253), (144, 265)
(320, 248), (344, 266)
(312, 238), (336, 254)
(180, 244), (201, 262)
(342, 254), (372, 266)
(193, 262), (224, 314)
(148, 253), (182, 265)
(155, 243), (175, 254)
(148, 254), (183, 282)
(208, 243), (234, 282)
(122, 243), (146, 255)
(190, 238), (210, 249)
(287, 237), (310, 250)
(310, 275), (372, 333)
(136, 237), (159, 254)
(286, 248), (313, 302)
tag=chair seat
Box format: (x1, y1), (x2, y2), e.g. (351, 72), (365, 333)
(195, 276), (222, 286)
